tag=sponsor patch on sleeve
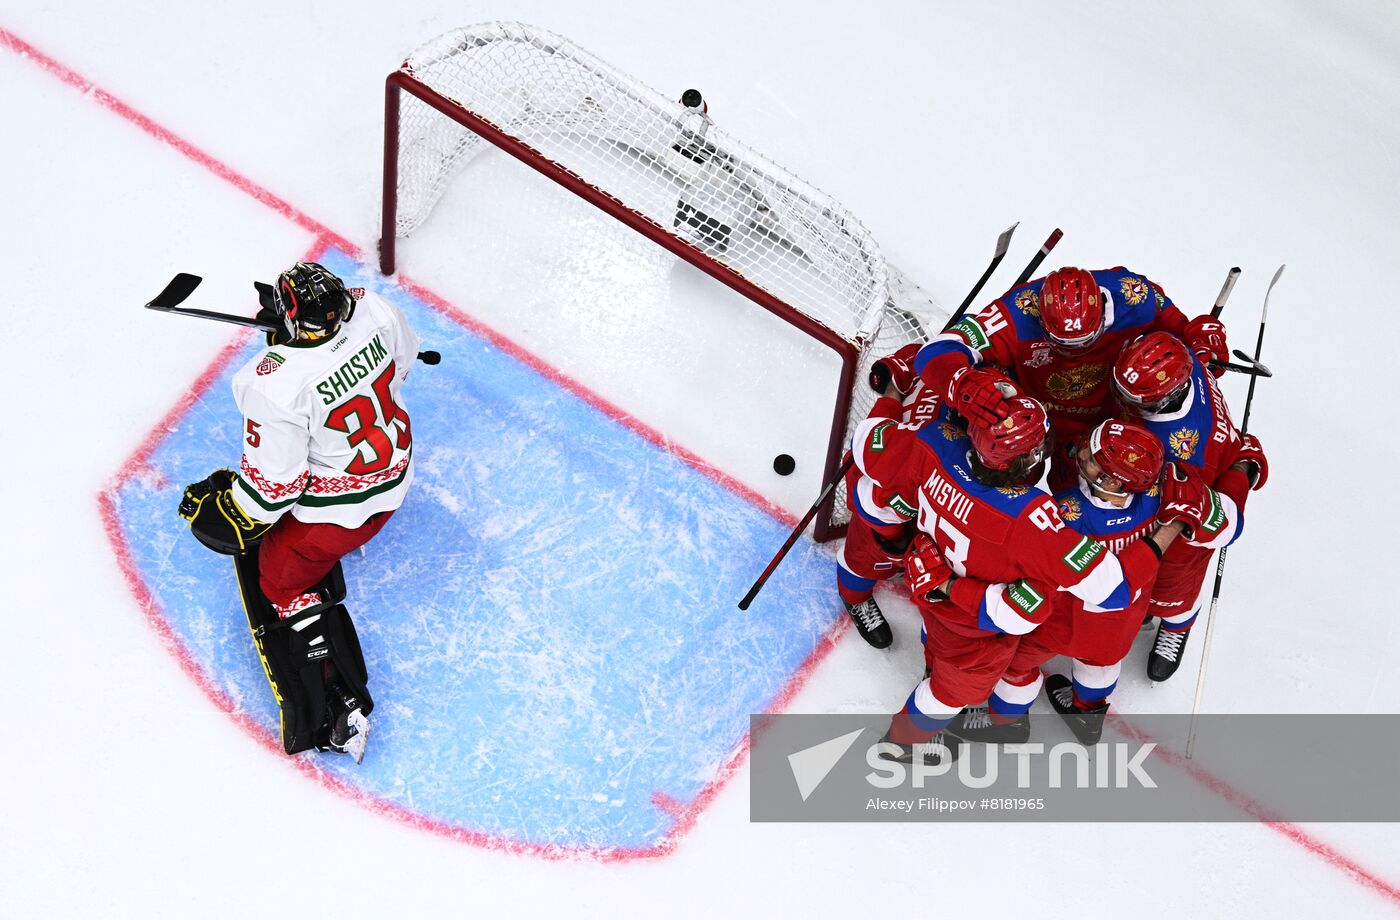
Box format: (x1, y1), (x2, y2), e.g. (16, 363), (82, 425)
(1063, 535), (1104, 574)
(869, 421), (894, 452)
(951, 317), (990, 352)
(1007, 579), (1045, 615)
(1201, 489), (1226, 534)
(888, 492), (918, 520)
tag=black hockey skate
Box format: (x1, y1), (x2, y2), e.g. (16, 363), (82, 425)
(323, 682), (370, 764)
(876, 727), (959, 766)
(844, 597), (892, 649)
(1045, 674), (1108, 745)
(1147, 623), (1192, 682)
(944, 705), (1030, 744)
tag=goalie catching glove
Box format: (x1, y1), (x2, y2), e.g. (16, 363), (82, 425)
(179, 469), (272, 555)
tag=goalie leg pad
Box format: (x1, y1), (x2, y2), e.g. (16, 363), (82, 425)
(233, 550), (371, 755)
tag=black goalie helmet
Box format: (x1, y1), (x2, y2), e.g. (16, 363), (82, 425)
(273, 261), (354, 340)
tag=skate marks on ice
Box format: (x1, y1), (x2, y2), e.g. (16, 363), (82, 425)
(106, 247), (838, 857)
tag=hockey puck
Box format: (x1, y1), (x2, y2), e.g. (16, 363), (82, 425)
(773, 454), (796, 476)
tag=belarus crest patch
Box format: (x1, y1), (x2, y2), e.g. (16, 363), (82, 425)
(256, 352), (285, 377)
(1168, 427), (1200, 460)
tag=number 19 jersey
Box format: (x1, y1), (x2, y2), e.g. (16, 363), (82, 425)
(231, 288), (420, 528)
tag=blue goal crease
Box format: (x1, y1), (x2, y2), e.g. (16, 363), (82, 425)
(112, 246), (839, 853)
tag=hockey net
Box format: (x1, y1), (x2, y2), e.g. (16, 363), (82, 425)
(380, 22), (944, 541)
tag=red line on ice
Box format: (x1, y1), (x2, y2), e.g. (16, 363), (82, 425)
(10, 22), (1395, 900)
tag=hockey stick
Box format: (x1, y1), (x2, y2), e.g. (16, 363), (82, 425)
(940, 222), (1019, 330)
(1011, 228), (1064, 288)
(145, 273), (441, 364)
(1210, 266), (1242, 318)
(1186, 263), (1283, 758)
(1209, 358), (1272, 378)
(737, 224), (1026, 611)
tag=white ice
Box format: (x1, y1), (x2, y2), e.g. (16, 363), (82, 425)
(2, 1), (1398, 917)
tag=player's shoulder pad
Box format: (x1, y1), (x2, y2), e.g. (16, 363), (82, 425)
(1095, 266), (1168, 331)
(997, 279), (1050, 340)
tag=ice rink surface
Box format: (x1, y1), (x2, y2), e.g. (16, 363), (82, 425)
(3, 2), (1399, 916)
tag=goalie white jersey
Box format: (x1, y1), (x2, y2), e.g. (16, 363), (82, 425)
(231, 289), (419, 527)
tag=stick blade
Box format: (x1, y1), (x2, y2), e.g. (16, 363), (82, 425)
(994, 222), (1019, 259)
(146, 273), (203, 310)
(1260, 263), (1285, 322)
(253, 281), (276, 311)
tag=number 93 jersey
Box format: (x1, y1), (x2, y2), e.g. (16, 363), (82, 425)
(850, 405), (1163, 637)
(230, 288), (420, 527)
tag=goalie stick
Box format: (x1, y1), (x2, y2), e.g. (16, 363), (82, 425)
(1186, 263), (1283, 759)
(144, 273), (441, 364)
(737, 224), (1041, 611)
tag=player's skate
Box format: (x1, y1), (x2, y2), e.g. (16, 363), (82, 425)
(876, 728), (959, 766)
(325, 683), (370, 764)
(1045, 674), (1108, 745)
(943, 705), (1030, 744)
(1147, 623), (1192, 682)
(844, 597), (892, 649)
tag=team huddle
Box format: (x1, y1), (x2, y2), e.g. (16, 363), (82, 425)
(836, 266), (1268, 758)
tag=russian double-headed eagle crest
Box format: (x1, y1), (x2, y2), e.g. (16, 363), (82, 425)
(1045, 363), (1109, 401)
(1168, 427), (1200, 460)
(1014, 289), (1041, 317)
(1058, 495), (1083, 522)
(1120, 275), (1149, 306)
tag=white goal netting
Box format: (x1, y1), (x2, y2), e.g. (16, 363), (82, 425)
(387, 22), (948, 535)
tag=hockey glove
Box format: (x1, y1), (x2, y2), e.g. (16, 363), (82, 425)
(904, 532), (953, 603)
(1232, 433), (1269, 490)
(946, 366), (1017, 428)
(1155, 462), (1225, 539)
(1183, 315), (1228, 376)
(180, 469), (273, 555)
(869, 343), (921, 396)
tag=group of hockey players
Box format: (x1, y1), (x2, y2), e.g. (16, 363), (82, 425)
(170, 255), (1267, 768)
(835, 265), (1269, 758)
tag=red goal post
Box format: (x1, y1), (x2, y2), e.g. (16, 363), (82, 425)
(379, 22), (941, 541)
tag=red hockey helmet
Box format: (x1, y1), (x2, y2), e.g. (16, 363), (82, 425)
(968, 396), (1050, 471)
(1040, 267), (1105, 352)
(1083, 419), (1165, 493)
(1114, 331), (1193, 412)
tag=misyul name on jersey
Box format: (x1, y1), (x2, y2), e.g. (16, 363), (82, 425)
(315, 333), (390, 406)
